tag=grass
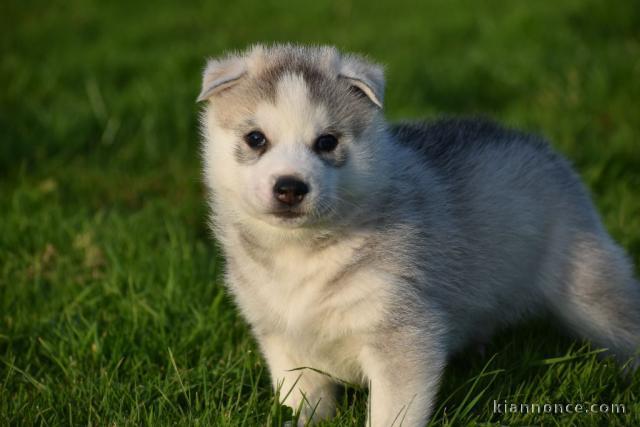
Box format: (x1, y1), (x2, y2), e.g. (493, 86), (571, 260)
(1, 0), (639, 425)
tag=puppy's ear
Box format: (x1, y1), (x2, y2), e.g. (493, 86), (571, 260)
(197, 56), (247, 102)
(339, 55), (385, 108)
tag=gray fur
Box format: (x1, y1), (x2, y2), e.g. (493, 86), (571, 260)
(233, 141), (263, 164)
(199, 44), (640, 427)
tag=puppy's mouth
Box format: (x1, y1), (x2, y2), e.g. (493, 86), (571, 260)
(269, 209), (305, 219)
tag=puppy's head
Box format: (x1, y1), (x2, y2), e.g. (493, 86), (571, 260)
(199, 44), (387, 229)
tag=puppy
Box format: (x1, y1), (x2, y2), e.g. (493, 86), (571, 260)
(198, 44), (640, 426)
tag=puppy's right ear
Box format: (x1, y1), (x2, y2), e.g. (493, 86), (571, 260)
(197, 56), (247, 102)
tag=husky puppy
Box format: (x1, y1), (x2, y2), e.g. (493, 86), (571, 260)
(198, 44), (639, 426)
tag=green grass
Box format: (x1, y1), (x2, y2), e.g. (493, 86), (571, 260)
(1, 0), (639, 425)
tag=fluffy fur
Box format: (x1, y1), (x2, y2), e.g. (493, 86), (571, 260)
(198, 44), (640, 426)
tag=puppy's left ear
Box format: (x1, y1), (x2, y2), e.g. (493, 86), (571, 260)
(197, 55), (247, 102)
(339, 55), (385, 108)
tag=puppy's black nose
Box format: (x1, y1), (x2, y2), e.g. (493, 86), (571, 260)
(273, 176), (309, 206)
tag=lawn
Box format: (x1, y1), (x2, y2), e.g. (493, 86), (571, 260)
(1, 0), (639, 425)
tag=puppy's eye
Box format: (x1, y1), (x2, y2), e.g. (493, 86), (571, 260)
(244, 131), (267, 150)
(314, 134), (339, 153)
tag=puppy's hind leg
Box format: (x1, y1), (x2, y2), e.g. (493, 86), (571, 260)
(545, 232), (640, 371)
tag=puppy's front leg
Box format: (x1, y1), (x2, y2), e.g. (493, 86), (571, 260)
(259, 334), (337, 425)
(360, 334), (445, 427)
